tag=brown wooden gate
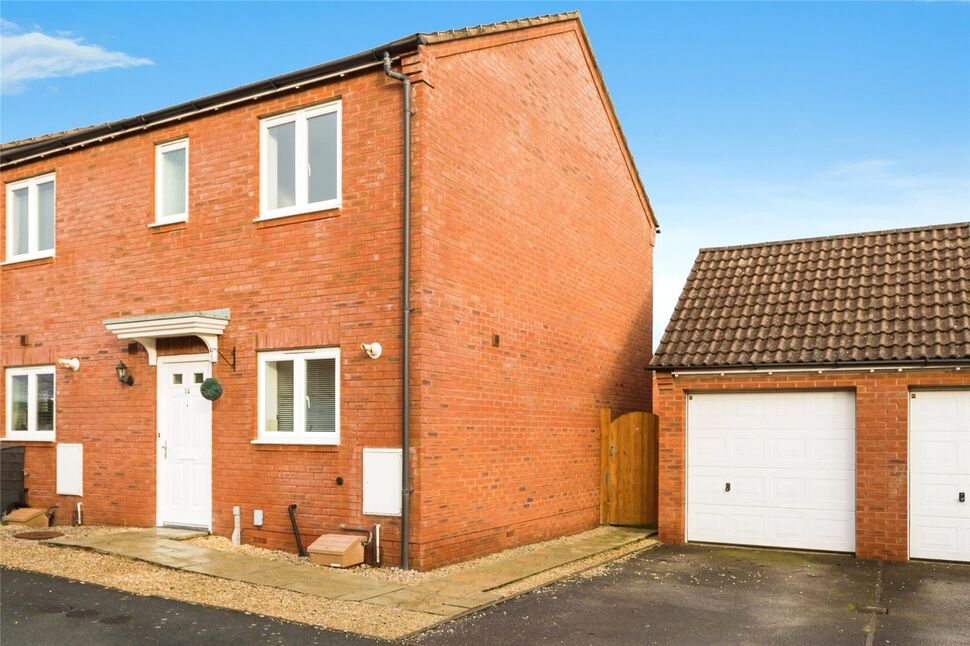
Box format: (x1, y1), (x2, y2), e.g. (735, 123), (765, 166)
(600, 408), (659, 527)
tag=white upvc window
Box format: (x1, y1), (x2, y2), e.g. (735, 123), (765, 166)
(154, 138), (189, 224)
(5, 173), (55, 263)
(5, 365), (55, 442)
(256, 347), (340, 445)
(259, 100), (341, 220)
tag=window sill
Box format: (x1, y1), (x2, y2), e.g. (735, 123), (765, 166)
(149, 218), (188, 230)
(254, 204), (341, 227)
(1, 434), (55, 443)
(251, 436), (339, 446)
(2, 252), (55, 267)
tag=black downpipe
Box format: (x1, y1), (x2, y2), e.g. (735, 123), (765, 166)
(382, 51), (412, 570)
(288, 503), (307, 557)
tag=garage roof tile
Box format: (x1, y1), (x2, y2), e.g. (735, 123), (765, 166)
(652, 222), (970, 368)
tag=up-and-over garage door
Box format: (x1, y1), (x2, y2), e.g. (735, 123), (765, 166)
(687, 391), (856, 552)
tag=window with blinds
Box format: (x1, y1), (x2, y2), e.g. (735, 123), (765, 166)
(5, 365), (56, 441)
(306, 358), (336, 433)
(257, 348), (340, 444)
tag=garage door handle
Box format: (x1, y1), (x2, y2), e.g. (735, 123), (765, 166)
(725, 482), (731, 492)
(960, 492), (966, 503)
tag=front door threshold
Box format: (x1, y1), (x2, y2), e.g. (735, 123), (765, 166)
(157, 525), (210, 540)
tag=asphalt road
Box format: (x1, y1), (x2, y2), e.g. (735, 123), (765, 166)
(418, 544), (970, 646)
(5, 545), (970, 645)
(0, 567), (385, 646)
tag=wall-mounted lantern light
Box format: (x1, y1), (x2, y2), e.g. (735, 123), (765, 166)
(115, 361), (134, 386)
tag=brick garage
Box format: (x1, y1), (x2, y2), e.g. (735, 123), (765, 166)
(0, 13), (656, 569)
(652, 223), (970, 562)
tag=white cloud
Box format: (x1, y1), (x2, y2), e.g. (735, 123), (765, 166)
(0, 20), (151, 94)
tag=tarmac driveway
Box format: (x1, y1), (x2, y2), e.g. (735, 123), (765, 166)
(418, 544), (970, 646)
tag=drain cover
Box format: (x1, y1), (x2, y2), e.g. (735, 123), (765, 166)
(13, 531), (63, 540)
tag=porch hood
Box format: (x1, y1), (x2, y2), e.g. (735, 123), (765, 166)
(103, 309), (230, 365)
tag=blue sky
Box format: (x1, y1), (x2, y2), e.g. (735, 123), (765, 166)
(2, 2), (969, 343)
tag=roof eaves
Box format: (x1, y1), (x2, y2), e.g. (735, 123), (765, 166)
(0, 33), (423, 168)
(649, 358), (970, 371)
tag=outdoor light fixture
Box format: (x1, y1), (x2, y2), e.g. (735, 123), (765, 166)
(115, 361), (134, 386)
(58, 357), (81, 371)
(361, 342), (383, 359)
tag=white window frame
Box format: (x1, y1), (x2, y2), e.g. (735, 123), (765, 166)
(258, 100), (342, 221)
(4, 365), (55, 442)
(5, 173), (55, 263)
(254, 347), (340, 445)
(154, 138), (189, 225)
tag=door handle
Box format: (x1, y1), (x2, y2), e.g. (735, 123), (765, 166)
(725, 482), (731, 493)
(162, 441), (168, 460)
(960, 492), (966, 503)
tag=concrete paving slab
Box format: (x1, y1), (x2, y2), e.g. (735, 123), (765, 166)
(45, 525), (655, 619)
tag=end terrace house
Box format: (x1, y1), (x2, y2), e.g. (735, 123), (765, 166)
(0, 13), (657, 569)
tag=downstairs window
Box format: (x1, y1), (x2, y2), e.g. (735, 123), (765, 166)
(5, 365), (55, 441)
(257, 347), (339, 444)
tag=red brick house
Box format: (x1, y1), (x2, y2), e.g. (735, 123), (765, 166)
(0, 13), (657, 569)
(652, 222), (969, 562)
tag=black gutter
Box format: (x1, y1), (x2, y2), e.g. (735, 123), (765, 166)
(1, 34), (425, 166)
(648, 358), (970, 372)
(382, 51), (413, 571)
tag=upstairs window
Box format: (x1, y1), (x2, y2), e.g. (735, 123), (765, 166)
(6, 173), (55, 263)
(259, 101), (341, 220)
(257, 347), (340, 445)
(5, 365), (55, 441)
(155, 138), (189, 224)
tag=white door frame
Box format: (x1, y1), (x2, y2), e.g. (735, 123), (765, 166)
(155, 353), (212, 530)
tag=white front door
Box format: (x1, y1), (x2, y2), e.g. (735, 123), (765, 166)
(157, 357), (212, 529)
(910, 390), (970, 561)
(687, 391), (856, 552)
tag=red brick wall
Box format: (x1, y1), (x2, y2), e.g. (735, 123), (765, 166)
(408, 22), (655, 568)
(1, 19), (655, 570)
(654, 368), (970, 561)
(1, 67), (410, 560)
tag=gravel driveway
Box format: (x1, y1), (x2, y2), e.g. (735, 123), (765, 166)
(417, 544), (970, 645)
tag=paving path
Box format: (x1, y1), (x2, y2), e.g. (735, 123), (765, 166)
(49, 526), (654, 618)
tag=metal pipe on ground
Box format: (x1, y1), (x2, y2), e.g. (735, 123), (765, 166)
(287, 504), (307, 557)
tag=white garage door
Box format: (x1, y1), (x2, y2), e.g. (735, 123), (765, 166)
(910, 390), (970, 561)
(687, 391), (856, 552)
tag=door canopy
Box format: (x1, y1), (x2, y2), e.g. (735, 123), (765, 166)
(104, 309), (230, 365)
